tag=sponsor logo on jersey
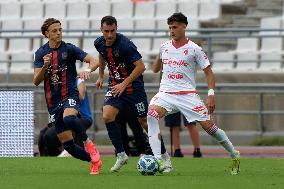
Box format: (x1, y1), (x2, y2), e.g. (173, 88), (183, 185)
(167, 73), (184, 79)
(163, 59), (189, 68)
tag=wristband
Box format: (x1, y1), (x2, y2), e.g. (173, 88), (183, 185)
(208, 89), (215, 96)
(84, 68), (92, 73)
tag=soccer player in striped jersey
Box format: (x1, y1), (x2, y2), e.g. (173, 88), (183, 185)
(33, 18), (102, 175)
(147, 13), (240, 175)
(94, 16), (172, 173)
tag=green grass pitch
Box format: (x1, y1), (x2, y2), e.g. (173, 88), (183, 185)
(0, 157), (283, 189)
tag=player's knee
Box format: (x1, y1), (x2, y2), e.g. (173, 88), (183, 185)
(102, 113), (115, 123)
(147, 108), (160, 120)
(63, 140), (75, 154)
(63, 115), (77, 126)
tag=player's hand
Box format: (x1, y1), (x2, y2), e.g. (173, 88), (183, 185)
(43, 53), (52, 68)
(111, 83), (126, 97)
(95, 77), (103, 89)
(206, 95), (216, 114)
(79, 70), (91, 80)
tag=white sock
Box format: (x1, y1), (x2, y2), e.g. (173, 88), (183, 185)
(206, 124), (237, 159)
(147, 111), (162, 159)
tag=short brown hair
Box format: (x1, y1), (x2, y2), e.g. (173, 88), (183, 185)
(101, 16), (117, 27)
(41, 18), (61, 37)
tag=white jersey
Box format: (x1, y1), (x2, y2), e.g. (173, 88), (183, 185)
(159, 39), (210, 93)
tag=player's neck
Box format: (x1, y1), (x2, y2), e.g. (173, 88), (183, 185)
(172, 36), (187, 47)
(49, 41), (61, 49)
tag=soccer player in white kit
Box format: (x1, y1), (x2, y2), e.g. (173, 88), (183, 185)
(147, 13), (240, 175)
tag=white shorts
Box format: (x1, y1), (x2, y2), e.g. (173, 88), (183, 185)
(149, 92), (210, 123)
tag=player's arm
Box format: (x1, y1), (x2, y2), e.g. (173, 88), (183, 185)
(121, 59), (145, 87)
(95, 54), (106, 89)
(203, 66), (216, 114)
(152, 54), (162, 73)
(33, 53), (51, 86)
(79, 54), (99, 80)
(112, 58), (145, 96)
(77, 79), (86, 101)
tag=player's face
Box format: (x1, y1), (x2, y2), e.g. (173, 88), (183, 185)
(46, 23), (62, 44)
(168, 22), (186, 41)
(101, 23), (117, 46)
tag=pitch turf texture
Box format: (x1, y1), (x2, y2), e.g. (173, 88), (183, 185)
(0, 157), (283, 189)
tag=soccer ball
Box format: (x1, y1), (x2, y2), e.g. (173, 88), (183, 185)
(137, 155), (158, 176)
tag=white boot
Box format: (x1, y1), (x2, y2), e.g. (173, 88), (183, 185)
(110, 152), (129, 172)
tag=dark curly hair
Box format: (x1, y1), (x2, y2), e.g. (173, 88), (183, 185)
(41, 18), (61, 37)
(167, 12), (188, 26)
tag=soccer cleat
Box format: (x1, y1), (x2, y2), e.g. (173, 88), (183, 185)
(110, 152), (128, 172)
(85, 140), (100, 163)
(90, 160), (103, 175)
(157, 159), (166, 173)
(193, 148), (202, 158)
(231, 151), (240, 175)
(58, 150), (72, 157)
(161, 152), (173, 173)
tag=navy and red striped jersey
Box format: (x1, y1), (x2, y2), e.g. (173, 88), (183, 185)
(34, 41), (87, 113)
(94, 33), (144, 94)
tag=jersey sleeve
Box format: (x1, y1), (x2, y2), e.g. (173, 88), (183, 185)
(70, 44), (87, 62)
(194, 47), (210, 69)
(124, 39), (142, 64)
(33, 50), (44, 68)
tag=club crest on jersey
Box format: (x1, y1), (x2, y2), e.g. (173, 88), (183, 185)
(184, 49), (188, 55)
(62, 52), (68, 60)
(51, 74), (59, 85)
(114, 50), (119, 57)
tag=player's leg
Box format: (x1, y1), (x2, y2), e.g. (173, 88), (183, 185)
(103, 104), (128, 172)
(63, 107), (102, 174)
(184, 119), (202, 157)
(199, 120), (240, 175)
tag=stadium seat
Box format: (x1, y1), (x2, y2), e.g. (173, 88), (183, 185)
(89, 19), (103, 36)
(177, 0), (199, 19)
(10, 52), (34, 74)
(152, 38), (168, 54)
(67, 19), (90, 36)
(236, 37), (259, 52)
(8, 38), (31, 52)
(45, 2), (66, 19)
(23, 19), (44, 36)
(260, 37), (283, 52)
(112, 1), (134, 18)
(89, 1), (111, 19)
(212, 51), (235, 71)
(62, 37), (81, 47)
(236, 52), (258, 71)
(117, 18), (135, 35)
(0, 3), (21, 19)
(130, 38), (152, 54)
(82, 38), (96, 53)
(66, 2), (89, 19)
(155, 1), (177, 19)
(186, 19), (200, 36)
(134, 1), (155, 19)
(134, 19), (156, 36)
(22, 2), (44, 19)
(259, 17), (281, 35)
(1, 20), (23, 36)
(156, 19), (169, 36)
(199, 1), (220, 20)
(259, 52), (282, 71)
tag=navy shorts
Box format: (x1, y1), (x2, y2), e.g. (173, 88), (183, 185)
(165, 112), (196, 127)
(104, 89), (148, 117)
(49, 97), (80, 134)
